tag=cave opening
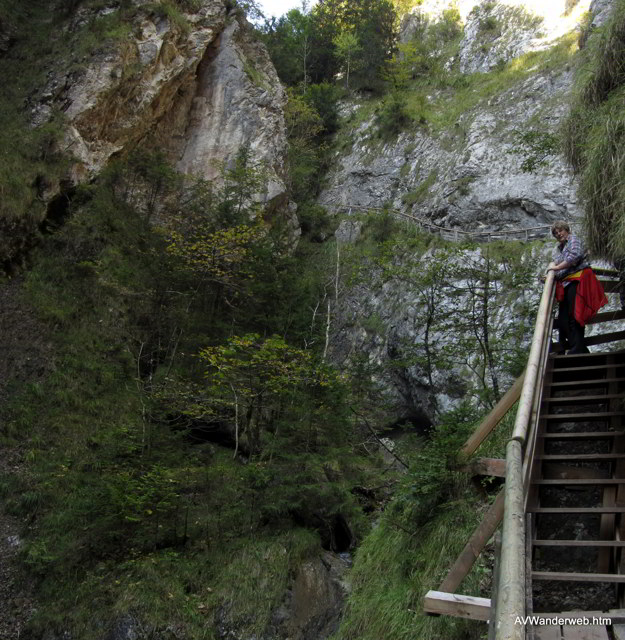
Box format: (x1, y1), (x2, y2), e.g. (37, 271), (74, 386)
(40, 183), (76, 234)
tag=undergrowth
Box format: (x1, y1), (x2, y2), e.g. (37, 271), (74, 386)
(2, 155), (381, 638)
(562, 0), (625, 261)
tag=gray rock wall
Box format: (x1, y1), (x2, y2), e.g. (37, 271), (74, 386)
(33, 0), (288, 207)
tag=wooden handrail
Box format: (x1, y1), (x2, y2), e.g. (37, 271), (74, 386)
(495, 270), (556, 639)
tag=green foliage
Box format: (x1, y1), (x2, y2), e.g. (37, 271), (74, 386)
(336, 402), (512, 640)
(3, 147), (381, 637)
(304, 81), (342, 134)
(376, 91), (413, 138)
(334, 29), (362, 89)
(262, 0), (397, 91)
(509, 128), (560, 173)
(563, 0), (625, 261)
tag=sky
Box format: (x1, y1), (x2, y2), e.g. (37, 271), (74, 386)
(257, 0), (318, 20)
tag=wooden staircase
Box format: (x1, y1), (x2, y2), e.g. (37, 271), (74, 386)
(526, 350), (625, 639)
(424, 270), (625, 639)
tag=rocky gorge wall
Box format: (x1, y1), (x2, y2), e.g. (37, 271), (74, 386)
(23, 0), (290, 226)
(319, 0), (602, 233)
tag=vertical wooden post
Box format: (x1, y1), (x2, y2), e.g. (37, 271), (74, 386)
(489, 532), (503, 640)
(495, 440), (525, 640)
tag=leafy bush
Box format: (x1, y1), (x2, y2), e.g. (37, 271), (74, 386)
(376, 91), (412, 137)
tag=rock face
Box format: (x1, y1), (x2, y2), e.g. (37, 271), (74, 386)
(330, 243), (541, 428)
(320, 67), (578, 233)
(320, 0), (598, 234)
(176, 18), (288, 206)
(590, 0), (616, 26)
(34, 0), (288, 205)
(269, 552), (350, 640)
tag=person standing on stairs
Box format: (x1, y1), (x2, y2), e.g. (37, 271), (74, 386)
(546, 220), (607, 354)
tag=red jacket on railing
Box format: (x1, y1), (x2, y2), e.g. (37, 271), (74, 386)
(555, 268), (608, 327)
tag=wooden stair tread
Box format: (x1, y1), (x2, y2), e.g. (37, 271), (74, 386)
(533, 539), (625, 547)
(532, 571), (625, 583)
(553, 364), (622, 374)
(534, 479), (625, 485)
(588, 309), (625, 325)
(543, 394), (624, 403)
(543, 411), (625, 420)
(529, 507), (625, 514)
(547, 378), (625, 387)
(542, 431), (624, 439)
(586, 330), (625, 347)
(539, 453), (625, 460)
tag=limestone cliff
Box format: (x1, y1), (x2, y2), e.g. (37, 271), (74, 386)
(32, 0), (288, 207)
(319, 0), (593, 232)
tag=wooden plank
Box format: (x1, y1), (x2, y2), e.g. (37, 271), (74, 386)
(544, 411), (625, 420)
(461, 458), (506, 478)
(438, 489), (504, 593)
(610, 609), (625, 639)
(544, 394), (623, 403)
(547, 378), (625, 387)
(613, 625), (625, 640)
(459, 373), (524, 460)
(530, 507), (625, 513)
(532, 571), (625, 582)
(534, 624), (562, 639)
(586, 330), (625, 347)
(488, 532), (502, 640)
(542, 431), (623, 439)
(562, 625), (608, 639)
(539, 453), (625, 460)
(592, 268), (619, 277)
(525, 514), (534, 640)
(596, 279), (621, 291)
(542, 463), (609, 480)
(588, 310), (625, 325)
(534, 479), (625, 485)
(599, 479), (617, 574)
(423, 590), (491, 621)
(552, 364), (614, 373)
(533, 540), (625, 547)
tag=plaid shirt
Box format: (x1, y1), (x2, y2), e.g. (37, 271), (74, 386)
(552, 233), (589, 280)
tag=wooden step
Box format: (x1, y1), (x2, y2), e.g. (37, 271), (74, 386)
(546, 378), (625, 388)
(592, 268), (619, 277)
(529, 507), (625, 514)
(543, 411), (625, 420)
(596, 279), (621, 293)
(543, 394), (623, 404)
(532, 571), (625, 583)
(588, 309), (625, 325)
(587, 330), (625, 347)
(533, 539), (625, 547)
(553, 364), (623, 374)
(542, 431), (624, 439)
(534, 479), (625, 485)
(539, 453), (625, 461)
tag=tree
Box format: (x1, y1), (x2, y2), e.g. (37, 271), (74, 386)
(261, 5), (313, 86)
(333, 30), (361, 89)
(197, 334), (334, 457)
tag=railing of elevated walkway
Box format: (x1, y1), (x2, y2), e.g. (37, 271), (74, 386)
(333, 204), (581, 243)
